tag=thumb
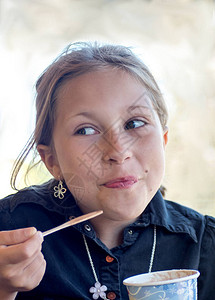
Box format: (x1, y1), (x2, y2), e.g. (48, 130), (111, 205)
(0, 227), (37, 246)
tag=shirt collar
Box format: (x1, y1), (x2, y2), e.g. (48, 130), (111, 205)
(10, 182), (198, 242)
(136, 191), (198, 243)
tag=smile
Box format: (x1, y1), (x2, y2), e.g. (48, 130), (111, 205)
(102, 176), (138, 189)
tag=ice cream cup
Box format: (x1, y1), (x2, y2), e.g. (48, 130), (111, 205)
(123, 269), (200, 300)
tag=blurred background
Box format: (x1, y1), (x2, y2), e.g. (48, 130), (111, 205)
(0, 0), (215, 215)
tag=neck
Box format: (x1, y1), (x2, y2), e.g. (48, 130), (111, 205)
(90, 216), (136, 249)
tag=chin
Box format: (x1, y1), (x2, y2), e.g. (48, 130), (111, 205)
(108, 206), (143, 222)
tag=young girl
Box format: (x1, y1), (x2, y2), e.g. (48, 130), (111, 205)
(0, 42), (214, 300)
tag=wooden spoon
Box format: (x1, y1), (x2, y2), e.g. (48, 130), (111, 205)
(42, 210), (103, 237)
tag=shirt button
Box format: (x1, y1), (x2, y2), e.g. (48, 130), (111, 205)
(128, 229), (133, 235)
(107, 292), (116, 299)
(84, 224), (91, 231)
(106, 255), (114, 263)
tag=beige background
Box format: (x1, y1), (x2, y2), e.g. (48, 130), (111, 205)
(0, 0), (215, 215)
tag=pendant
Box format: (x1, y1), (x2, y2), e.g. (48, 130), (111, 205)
(89, 281), (108, 299)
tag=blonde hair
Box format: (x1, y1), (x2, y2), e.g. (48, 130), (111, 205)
(11, 41), (168, 189)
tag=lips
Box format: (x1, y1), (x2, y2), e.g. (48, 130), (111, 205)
(103, 176), (138, 189)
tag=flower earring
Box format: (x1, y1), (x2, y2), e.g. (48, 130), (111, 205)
(53, 180), (67, 199)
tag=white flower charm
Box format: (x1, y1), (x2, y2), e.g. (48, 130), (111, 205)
(54, 180), (67, 199)
(89, 281), (108, 299)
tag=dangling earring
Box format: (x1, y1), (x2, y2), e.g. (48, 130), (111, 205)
(53, 180), (67, 199)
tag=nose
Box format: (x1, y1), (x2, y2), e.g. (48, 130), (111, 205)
(101, 129), (132, 164)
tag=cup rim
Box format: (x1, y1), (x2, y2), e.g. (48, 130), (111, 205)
(123, 269), (200, 287)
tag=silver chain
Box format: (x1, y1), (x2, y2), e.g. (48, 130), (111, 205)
(148, 225), (157, 273)
(83, 234), (99, 282)
(83, 225), (157, 298)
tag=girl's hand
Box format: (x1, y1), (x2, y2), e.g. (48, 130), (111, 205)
(0, 227), (46, 300)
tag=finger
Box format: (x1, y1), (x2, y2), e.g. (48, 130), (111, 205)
(21, 253), (47, 291)
(0, 228), (37, 246)
(1, 252), (46, 293)
(15, 253), (47, 292)
(0, 232), (43, 265)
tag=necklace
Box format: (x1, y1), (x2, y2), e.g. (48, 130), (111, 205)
(83, 225), (157, 300)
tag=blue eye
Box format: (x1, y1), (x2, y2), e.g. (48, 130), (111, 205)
(75, 127), (97, 135)
(125, 120), (145, 130)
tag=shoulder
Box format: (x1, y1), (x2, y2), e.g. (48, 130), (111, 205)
(149, 192), (214, 243)
(165, 199), (215, 228)
(0, 181), (56, 230)
(164, 199), (205, 222)
(168, 200), (215, 242)
(201, 215), (215, 242)
(0, 180), (55, 212)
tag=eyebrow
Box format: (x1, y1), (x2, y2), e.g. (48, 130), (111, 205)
(127, 105), (152, 112)
(71, 111), (96, 118)
(127, 91), (154, 111)
(126, 103), (156, 122)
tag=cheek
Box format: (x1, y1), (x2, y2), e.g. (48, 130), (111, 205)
(65, 172), (86, 203)
(147, 144), (166, 188)
(56, 146), (100, 196)
(136, 134), (166, 174)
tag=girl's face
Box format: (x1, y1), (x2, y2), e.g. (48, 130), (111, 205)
(39, 68), (168, 222)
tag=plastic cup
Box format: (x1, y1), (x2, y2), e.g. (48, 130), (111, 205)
(123, 269), (200, 300)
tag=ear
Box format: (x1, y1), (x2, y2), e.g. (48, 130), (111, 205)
(37, 144), (61, 179)
(163, 126), (168, 147)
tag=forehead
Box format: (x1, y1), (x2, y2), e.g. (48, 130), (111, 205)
(55, 68), (153, 110)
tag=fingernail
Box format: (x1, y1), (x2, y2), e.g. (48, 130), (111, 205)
(38, 231), (44, 242)
(24, 227), (37, 237)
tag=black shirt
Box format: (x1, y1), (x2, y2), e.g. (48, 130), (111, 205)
(0, 181), (214, 299)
